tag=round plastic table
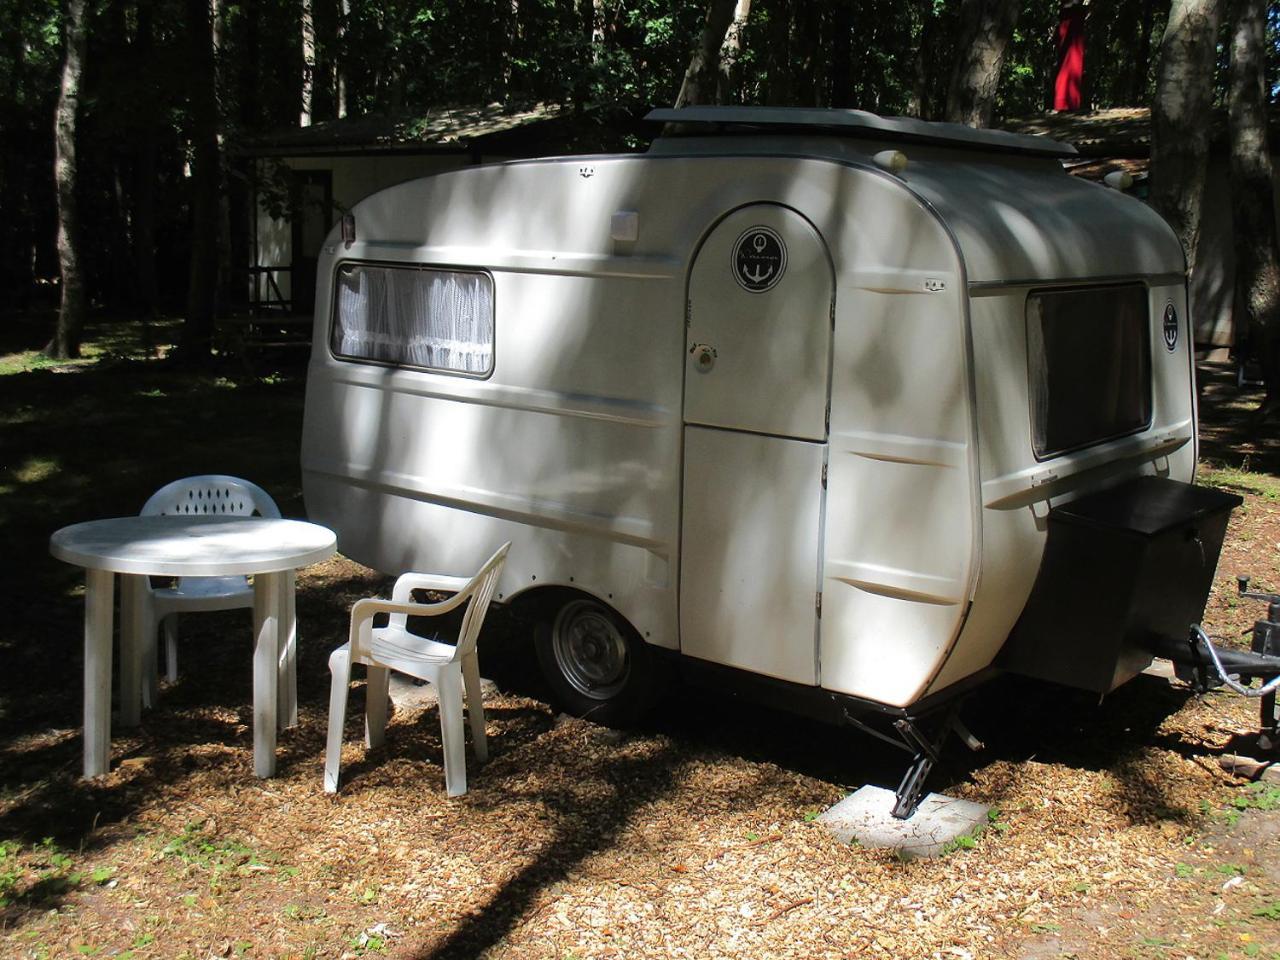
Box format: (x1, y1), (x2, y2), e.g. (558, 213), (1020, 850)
(50, 515), (337, 779)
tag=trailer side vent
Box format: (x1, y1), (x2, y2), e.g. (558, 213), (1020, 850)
(331, 263), (495, 376)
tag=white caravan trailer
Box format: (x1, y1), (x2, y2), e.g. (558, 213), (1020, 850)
(301, 107), (1240, 816)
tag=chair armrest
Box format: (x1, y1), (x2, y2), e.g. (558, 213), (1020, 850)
(391, 573), (471, 603)
(348, 592), (473, 654)
(351, 593), (472, 625)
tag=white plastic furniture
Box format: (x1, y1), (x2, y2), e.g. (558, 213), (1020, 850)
(139, 476), (283, 711)
(324, 542), (510, 797)
(50, 515), (336, 778)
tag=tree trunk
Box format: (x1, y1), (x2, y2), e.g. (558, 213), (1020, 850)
(829, 1), (853, 107)
(300, 0), (315, 126)
(791, 1), (821, 106)
(944, 0), (1020, 128)
(763, 0), (793, 106)
(180, 0), (221, 362)
(4, 16), (34, 309)
(1148, 0), (1220, 276)
(907, 0), (937, 118)
(717, 0), (752, 103)
(1226, 0), (1280, 421)
(45, 0), (90, 360)
(336, 0), (350, 118)
(674, 0), (739, 107)
(1128, 0), (1156, 105)
(133, 0), (158, 322)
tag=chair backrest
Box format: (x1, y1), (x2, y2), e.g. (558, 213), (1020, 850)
(453, 542), (511, 660)
(141, 475), (282, 519)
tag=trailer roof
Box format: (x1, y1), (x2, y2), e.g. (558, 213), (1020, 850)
(645, 106), (1077, 159)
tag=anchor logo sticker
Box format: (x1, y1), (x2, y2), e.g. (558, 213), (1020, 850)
(732, 226), (787, 293)
(1163, 302), (1179, 352)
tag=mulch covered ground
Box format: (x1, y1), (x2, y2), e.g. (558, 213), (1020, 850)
(1, 352), (1280, 959)
(2, 537), (1279, 959)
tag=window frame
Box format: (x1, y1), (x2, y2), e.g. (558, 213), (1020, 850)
(1025, 281), (1154, 462)
(328, 259), (497, 380)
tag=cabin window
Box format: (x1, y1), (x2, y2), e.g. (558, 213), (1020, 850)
(1027, 283), (1151, 459)
(331, 263), (494, 375)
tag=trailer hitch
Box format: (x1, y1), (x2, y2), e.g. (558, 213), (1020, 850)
(1237, 577), (1280, 749)
(1148, 575), (1280, 751)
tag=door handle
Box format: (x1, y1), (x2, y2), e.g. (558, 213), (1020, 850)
(691, 343), (717, 373)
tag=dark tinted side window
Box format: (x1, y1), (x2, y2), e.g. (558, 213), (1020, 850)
(1027, 284), (1151, 459)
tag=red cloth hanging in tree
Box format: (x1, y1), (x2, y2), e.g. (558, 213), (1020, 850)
(1054, 2), (1086, 111)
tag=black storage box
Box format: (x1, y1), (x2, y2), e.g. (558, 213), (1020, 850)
(999, 476), (1242, 694)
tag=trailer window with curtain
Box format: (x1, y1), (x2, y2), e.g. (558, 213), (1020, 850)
(331, 262), (495, 376)
(1027, 283), (1151, 460)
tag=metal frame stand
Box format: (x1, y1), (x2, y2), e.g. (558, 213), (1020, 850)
(844, 700), (981, 820)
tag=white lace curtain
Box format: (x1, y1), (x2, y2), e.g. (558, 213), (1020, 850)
(333, 264), (495, 374)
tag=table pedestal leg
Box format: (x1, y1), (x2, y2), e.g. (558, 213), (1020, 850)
(118, 574), (148, 727)
(277, 569), (297, 731)
(83, 568), (115, 778)
(253, 572), (281, 778)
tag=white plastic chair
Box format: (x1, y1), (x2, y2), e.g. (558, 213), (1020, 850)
(139, 476), (285, 710)
(324, 542), (511, 797)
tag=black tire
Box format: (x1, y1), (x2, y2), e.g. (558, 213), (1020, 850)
(534, 596), (655, 727)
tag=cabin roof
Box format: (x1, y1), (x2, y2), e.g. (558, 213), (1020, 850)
(1001, 106), (1280, 158)
(645, 106), (1077, 159)
(238, 102), (593, 158)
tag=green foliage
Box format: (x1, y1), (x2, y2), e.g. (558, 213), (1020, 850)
(158, 820), (289, 894)
(1229, 782), (1280, 813)
(1254, 901), (1280, 920)
(941, 823), (987, 855)
(6, 0), (1279, 339)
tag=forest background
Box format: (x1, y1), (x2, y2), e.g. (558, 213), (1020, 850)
(2, 0), (1279, 374)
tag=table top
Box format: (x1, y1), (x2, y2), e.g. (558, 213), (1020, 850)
(50, 516), (337, 577)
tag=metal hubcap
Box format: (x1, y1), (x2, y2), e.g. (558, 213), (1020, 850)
(552, 600), (630, 700)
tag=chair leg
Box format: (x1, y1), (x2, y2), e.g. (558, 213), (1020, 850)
(323, 646), (353, 793)
(437, 665), (467, 797)
(163, 614), (179, 684)
(364, 665), (390, 749)
(462, 653), (488, 762)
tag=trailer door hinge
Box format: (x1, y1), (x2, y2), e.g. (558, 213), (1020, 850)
(685, 299), (692, 326)
(816, 591), (823, 618)
(821, 463), (828, 489)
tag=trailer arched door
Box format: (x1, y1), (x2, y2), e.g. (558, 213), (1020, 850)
(680, 204), (834, 685)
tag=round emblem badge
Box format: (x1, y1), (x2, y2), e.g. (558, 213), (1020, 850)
(1163, 302), (1178, 352)
(732, 226), (787, 293)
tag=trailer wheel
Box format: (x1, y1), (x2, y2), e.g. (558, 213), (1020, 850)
(535, 597), (654, 727)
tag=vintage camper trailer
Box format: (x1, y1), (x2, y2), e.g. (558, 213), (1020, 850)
(301, 106), (1240, 815)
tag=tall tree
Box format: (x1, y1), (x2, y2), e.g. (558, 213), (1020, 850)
(907, 0), (939, 118)
(133, 0), (159, 321)
(1226, 0), (1280, 420)
(675, 0), (739, 107)
(944, 0), (1020, 127)
(180, 0), (221, 361)
(717, 0), (752, 103)
(1148, 0), (1220, 276)
(300, 0), (315, 126)
(45, 0), (90, 360)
